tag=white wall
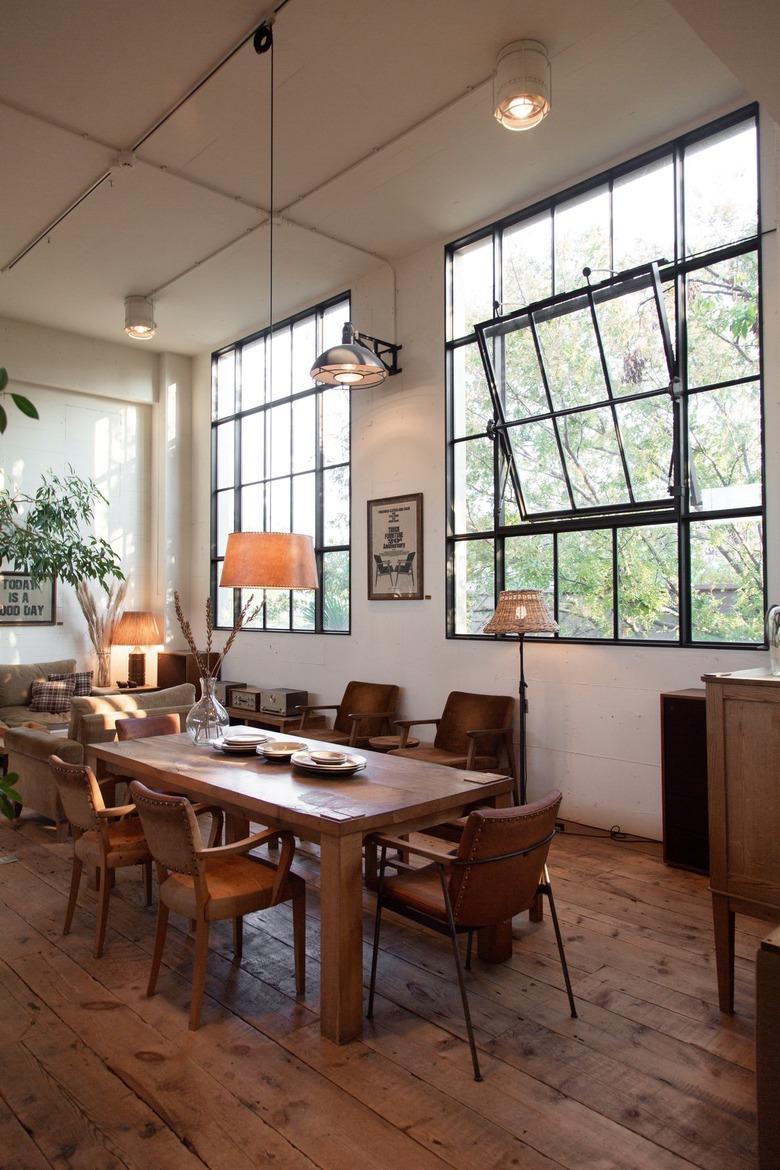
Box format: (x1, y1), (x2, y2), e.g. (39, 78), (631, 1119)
(0, 316), (190, 683)
(190, 111), (779, 840)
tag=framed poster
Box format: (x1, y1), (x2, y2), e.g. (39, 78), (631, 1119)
(0, 568), (56, 625)
(367, 493), (423, 600)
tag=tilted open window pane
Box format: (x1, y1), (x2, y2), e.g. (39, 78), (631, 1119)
(477, 263), (675, 520)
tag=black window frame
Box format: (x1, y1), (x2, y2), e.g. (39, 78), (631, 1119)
(445, 104), (766, 649)
(210, 291), (352, 635)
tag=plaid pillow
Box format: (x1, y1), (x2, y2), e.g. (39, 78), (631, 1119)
(30, 677), (76, 713)
(49, 670), (93, 697)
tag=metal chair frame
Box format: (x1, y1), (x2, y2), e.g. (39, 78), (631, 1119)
(366, 829), (577, 1081)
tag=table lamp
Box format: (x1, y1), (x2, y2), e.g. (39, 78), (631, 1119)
(483, 589), (557, 804)
(112, 610), (164, 686)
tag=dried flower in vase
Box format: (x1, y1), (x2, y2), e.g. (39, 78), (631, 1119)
(173, 590), (261, 679)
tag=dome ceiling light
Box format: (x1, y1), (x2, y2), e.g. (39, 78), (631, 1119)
(493, 39), (551, 132)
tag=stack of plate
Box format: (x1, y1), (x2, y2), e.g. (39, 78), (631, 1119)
(290, 749), (366, 776)
(213, 729), (270, 755)
(257, 740), (305, 761)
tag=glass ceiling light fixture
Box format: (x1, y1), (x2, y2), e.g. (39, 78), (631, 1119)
(493, 39), (551, 132)
(124, 294), (156, 340)
(310, 322), (402, 388)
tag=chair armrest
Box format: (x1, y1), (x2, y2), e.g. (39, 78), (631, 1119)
(394, 718), (440, 729)
(465, 725), (513, 740)
(370, 833), (456, 865)
(198, 826), (291, 860)
(5, 727), (82, 763)
(191, 803), (224, 848)
(97, 803), (137, 819)
(345, 710), (397, 722)
(296, 704), (339, 713)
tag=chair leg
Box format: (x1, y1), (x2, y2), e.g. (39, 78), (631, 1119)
(143, 861), (153, 907)
(63, 855), (83, 935)
(233, 916), (243, 964)
(189, 919), (210, 1030)
(292, 890), (306, 996)
(147, 901), (169, 997)
(465, 929), (474, 972)
(544, 871), (577, 1019)
(94, 865), (111, 959)
(367, 846), (387, 1019)
(440, 870), (482, 1081)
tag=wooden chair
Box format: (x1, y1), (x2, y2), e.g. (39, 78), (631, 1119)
(366, 790), (576, 1081)
(297, 680), (400, 748)
(130, 780), (306, 1030)
(116, 712), (182, 740)
(48, 755), (153, 958)
(390, 690), (518, 793)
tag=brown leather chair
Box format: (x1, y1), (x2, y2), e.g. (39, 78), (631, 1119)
(297, 680), (400, 748)
(390, 690), (518, 793)
(366, 790), (576, 1081)
(130, 780), (306, 1030)
(116, 712), (182, 740)
(48, 755), (153, 958)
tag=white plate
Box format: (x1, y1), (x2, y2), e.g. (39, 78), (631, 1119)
(258, 740), (305, 760)
(222, 731), (269, 744)
(290, 750), (366, 775)
(213, 738), (267, 755)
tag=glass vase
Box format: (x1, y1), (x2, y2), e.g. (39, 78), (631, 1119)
(767, 605), (780, 677)
(186, 676), (230, 744)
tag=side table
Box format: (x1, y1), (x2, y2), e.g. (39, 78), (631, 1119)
(368, 735), (421, 752)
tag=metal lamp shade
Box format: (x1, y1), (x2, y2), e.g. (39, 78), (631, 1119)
(483, 589), (558, 635)
(219, 531), (318, 590)
(310, 340), (387, 388)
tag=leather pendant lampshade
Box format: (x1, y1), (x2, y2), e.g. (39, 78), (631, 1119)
(219, 532), (318, 590)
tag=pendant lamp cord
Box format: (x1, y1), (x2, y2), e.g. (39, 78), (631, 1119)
(254, 20), (275, 394)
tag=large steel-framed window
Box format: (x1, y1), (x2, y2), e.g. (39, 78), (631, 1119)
(446, 105), (765, 647)
(211, 292), (351, 633)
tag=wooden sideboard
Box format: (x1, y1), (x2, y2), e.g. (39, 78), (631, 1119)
(703, 668), (780, 1012)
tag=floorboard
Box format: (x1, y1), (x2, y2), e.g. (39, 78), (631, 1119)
(0, 814), (761, 1170)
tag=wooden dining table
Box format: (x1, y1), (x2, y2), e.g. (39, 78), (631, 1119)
(91, 731), (514, 1044)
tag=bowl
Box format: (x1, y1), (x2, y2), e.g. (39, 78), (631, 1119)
(310, 750), (347, 765)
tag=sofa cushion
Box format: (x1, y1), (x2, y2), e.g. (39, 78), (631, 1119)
(0, 705), (72, 728)
(30, 677), (76, 713)
(49, 669), (93, 696)
(0, 659), (77, 707)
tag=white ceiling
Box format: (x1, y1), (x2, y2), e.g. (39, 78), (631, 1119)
(0, 0), (749, 355)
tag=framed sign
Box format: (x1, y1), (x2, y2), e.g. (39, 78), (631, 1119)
(367, 493), (423, 600)
(0, 568), (56, 625)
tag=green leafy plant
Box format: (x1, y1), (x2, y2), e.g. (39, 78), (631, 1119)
(0, 772), (22, 821)
(0, 368), (39, 434)
(0, 467), (124, 590)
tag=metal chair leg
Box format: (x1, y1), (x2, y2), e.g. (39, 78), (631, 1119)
(543, 867), (577, 1018)
(367, 845), (387, 1019)
(440, 869), (482, 1081)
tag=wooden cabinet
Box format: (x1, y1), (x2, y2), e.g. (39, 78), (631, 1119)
(660, 689), (708, 874)
(703, 668), (780, 1012)
(157, 652), (220, 689)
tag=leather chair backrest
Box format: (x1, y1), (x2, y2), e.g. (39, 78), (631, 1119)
(130, 781), (202, 876)
(434, 691), (515, 756)
(48, 755), (105, 832)
(333, 681), (400, 737)
(116, 712), (181, 740)
(448, 790), (562, 927)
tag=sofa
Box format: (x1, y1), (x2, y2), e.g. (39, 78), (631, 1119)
(0, 657), (82, 728)
(5, 682), (195, 839)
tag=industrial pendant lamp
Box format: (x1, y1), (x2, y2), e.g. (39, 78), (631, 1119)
(493, 40), (551, 132)
(124, 295), (156, 339)
(310, 322), (402, 388)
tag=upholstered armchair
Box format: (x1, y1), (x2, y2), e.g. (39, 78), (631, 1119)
(297, 680), (400, 748)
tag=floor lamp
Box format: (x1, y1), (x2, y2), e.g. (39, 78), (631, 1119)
(483, 590), (557, 805)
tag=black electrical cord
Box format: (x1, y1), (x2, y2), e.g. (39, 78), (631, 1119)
(555, 823), (658, 844)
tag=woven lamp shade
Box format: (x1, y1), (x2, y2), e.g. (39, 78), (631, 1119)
(220, 532), (318, 590)
(112, 611), (164, 645)
(483, 589), (558, 635)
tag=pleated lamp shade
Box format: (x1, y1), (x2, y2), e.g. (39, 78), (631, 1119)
(483, 589), (558, 635)
(219, 532), (318, 590)
(112, 611), (164, 645)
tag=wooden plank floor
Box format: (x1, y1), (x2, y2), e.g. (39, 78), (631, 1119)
(0, 814), (759, 1170)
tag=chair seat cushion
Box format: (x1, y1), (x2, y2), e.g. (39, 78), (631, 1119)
(161, 856), (304, 921)
(74, 818), (151, 867)
(388, 746), (499, 771)
(383, 864), (447, 921)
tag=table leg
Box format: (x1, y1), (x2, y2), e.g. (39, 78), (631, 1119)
(712, 891), (735, 1013)
(225, 812), (250, 844)
(319, 831), (365, 1044)
(477, 921), (513, 963)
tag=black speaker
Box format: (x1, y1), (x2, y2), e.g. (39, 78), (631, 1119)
(660, 690), (709, 874)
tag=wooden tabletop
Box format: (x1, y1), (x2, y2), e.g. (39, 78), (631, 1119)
(92, 731), (511, 839)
